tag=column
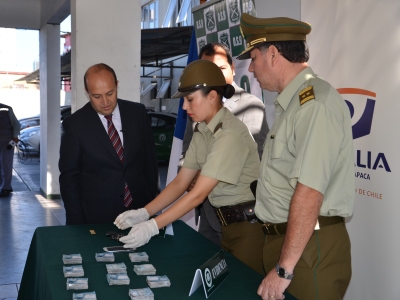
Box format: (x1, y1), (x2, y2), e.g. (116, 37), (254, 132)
(39, 23), (61, 199)
(70, 0), (141, 111)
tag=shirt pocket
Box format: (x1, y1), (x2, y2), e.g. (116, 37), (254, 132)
(265, 139), (291, 187)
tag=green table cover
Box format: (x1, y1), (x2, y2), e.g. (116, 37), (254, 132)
(18, 220), (296, 300)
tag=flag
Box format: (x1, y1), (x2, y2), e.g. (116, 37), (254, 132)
(164, 28), (198, 233)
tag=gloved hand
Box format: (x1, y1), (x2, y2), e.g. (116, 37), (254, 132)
(114, 208), (149, 230)
(119, 219), (159, 248)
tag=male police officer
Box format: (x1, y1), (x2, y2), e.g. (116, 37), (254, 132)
(237, 14), (355, 300)
(0, 103), (20, 197)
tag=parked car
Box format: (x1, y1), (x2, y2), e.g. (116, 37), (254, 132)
(148, 111), (176, 161)
(19, 109), (177, 160)
(18, 125), (64, 153)
(19, 105), (71, 130)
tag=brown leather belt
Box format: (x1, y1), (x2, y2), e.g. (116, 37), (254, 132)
(260, 216), (344, 236)
(215, 200), (257, 226)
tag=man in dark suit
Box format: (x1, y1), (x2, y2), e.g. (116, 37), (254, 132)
(181, 43), (269, 245)
(59, 63), (158, 225)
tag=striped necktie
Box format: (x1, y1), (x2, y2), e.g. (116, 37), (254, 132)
(104, 115), (133, 207)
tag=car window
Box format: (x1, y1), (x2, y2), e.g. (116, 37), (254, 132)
(61, 107), (71, 120)
(151, 116), (167, 128)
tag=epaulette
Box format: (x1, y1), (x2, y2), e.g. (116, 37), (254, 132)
(213, 122), (223, 134)
(299, 86), (315, 106)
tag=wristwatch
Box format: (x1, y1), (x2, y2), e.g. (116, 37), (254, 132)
(275, 263), (294, 280)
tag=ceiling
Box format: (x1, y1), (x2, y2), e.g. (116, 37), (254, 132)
(16, 26), (193, 83)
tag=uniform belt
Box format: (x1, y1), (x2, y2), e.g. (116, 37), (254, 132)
(260, 216), (344, 236)
(215, 200), (257, 226)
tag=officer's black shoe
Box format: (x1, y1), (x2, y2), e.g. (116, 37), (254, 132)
(0, 189), (12, 197)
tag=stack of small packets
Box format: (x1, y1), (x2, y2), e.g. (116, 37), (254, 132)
(106, 262), (130, 285)
(63, 265), (84, 278)
(129, 252), (149, 262)
(106, 273), (130, 285)
(129, 287), (154, 300)
(63, 254), (82, 264)
(133, 264), (156, 275)
(146, 275), (171, 288)
(106, 262), (127, 274)
(66, 278), (89, 290)
(95, 252), (115, 262)
(72, 291), (97, 299)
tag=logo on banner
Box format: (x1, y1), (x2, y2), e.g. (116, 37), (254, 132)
(228, 0), (240, 23)
(339, 88), (376, 139)
(339, 88), (390, 199)
(206, 10), (216, 31)
(220, 32), (230, 49)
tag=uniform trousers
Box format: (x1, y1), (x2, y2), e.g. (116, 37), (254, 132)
(0, 143), (14, 190)
(262, 221), (351, 300)
(221, 220), (265, 275)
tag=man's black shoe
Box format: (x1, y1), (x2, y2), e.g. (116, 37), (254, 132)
(0, 189), (12, 197)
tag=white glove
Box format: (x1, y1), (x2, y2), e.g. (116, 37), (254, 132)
(114, 208), (149, 230)
(119, 219), (159, 249)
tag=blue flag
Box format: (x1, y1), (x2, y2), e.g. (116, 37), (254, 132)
(165, 28), (198, 231)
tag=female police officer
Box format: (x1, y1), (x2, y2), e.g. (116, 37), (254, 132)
(115, 60), (265, 274)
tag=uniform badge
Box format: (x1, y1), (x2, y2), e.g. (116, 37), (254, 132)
(299, 86), (315, 106)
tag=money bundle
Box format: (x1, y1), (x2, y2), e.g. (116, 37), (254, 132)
(106, 273), (130, 285)
(95, 252), (115, 262)
(63, 253), (82, 264)
(146, 275), (171, 288)
(129, 287), (154, 300)
(66, 278), (89, 290)
(133, 264), (156, 275)
(63, 265), (84, 277)
(106, 262), (127, 274)
(72, 291), (97, 299)
(129, 252), (149, 262)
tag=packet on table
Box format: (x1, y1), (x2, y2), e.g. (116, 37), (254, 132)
(63, 254), (82, 264)
(63, 265), (84, 278)
(146, 275), (171, 288)
(66, 278), (88, 290)
(106, 262), (127, 274)
(95, 252), (115, 262)
(72, 291), (96, 299)
(106, 273), (130, 285)
(129, 252), (149, 262)
(129, 287), (154, 300)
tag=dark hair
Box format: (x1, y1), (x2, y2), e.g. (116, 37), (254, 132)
(84, 63), (118, 92)
(199, 85), (235, 100)
(199, 43), (233, 66)
(258, 40), (309, 63)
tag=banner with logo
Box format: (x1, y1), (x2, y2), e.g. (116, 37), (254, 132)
(192, 0), (262, 100)
(302, 1), (400, 298)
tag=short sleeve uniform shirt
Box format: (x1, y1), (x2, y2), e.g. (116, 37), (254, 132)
(183, 107), (260, 207)
(255, 67), (355, 223)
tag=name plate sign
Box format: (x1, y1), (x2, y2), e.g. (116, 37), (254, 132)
(189, 250), (229, 298)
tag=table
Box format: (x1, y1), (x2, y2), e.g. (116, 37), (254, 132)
(18, 221), (296, 300)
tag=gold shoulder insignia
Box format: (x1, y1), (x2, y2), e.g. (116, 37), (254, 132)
(299, 86), (315, 106)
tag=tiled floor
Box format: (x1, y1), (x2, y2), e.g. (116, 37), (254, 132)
(0, 152), (168, 300)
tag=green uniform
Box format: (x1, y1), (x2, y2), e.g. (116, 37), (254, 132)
(256, 67), (355, 299)
(184, 107), (260, 207)
(183, 107), (264, 274)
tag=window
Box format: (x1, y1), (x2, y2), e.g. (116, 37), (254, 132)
(141, 1), (159, 29)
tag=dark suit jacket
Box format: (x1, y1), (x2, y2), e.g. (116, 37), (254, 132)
(59, 99), (159, 225)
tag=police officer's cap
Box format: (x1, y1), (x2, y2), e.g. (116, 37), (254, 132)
(237, 13), (312, 60)
(172, 60), (235, 99)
